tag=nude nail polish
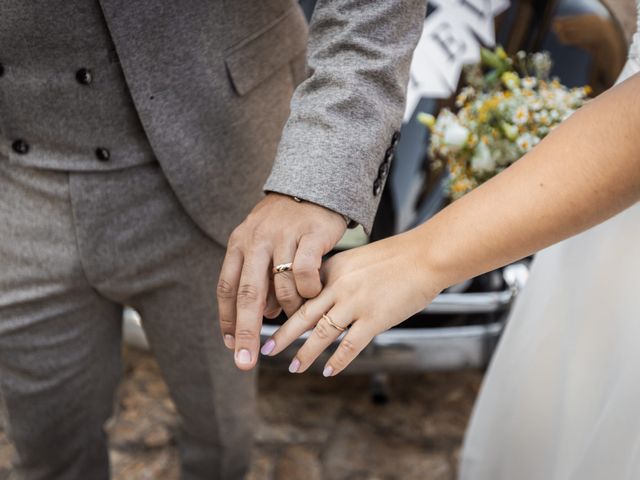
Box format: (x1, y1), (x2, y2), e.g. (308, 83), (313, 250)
(323, 365), (334, 377)
(224, 334), (235, 349)
(288, 358), (300, 373)
(261, 339), (276, 356)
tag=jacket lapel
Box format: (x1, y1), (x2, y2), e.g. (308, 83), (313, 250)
(96, 0), (227, 150)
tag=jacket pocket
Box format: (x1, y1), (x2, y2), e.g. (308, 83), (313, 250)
(224, 6), (308, 96)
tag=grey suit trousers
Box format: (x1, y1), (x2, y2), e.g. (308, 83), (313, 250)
(0, 159), (256, 480)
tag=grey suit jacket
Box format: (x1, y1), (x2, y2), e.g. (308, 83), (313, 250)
(98, 0), (427, 243)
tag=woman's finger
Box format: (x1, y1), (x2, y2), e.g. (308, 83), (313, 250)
(260, 291), (334, 357)
(289, 304), (354, 373)
(322, 320), (376, 377)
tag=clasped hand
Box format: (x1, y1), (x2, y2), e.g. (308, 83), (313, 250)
(260, 232), (441, 376)
(218, 194), (442, 376)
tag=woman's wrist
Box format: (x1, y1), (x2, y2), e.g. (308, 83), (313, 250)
(401, 227), (452, 303)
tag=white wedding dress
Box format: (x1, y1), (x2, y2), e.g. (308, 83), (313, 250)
(459, 5), (640, 480)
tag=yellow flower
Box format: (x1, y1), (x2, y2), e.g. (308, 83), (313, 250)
(450, 163), (462, 176)
(501, 72), (520, 89)
(451, 178), (473, 194)
(417, 112), (436, 128)
(500, 122), (518, 140)
(478, 97), (500, 122)
(455, 86), (476, 108)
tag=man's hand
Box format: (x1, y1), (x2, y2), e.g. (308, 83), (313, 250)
(217, 193), (347, 370)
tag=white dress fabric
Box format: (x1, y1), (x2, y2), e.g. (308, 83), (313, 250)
(459, 6), (640, 480)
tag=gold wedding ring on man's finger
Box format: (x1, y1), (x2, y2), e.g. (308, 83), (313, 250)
(322, 313), (347, 333)
(272, 262), (293, 275)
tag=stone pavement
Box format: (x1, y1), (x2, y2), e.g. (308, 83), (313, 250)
(0, 348), (482, 480)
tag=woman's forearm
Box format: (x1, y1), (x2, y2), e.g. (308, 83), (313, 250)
(417, 72), (640, 290)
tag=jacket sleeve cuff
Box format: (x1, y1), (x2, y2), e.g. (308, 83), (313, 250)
(263, 130), (400, 235)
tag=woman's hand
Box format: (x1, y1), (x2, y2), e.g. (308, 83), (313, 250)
(258, 72), (640, 376)
(259, 230), (444, 376)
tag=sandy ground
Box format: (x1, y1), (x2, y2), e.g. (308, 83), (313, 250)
(0, 348), (482, 480)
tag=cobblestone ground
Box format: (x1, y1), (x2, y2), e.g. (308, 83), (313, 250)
(0, 348), (482, 480)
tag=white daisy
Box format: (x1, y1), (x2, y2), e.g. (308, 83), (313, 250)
(521, 77), (537, 89)
(470, 142), (495, 173)
(512, 105), (529, 125)
(516, 133), (540, 152)
(443, 122), (470, 148)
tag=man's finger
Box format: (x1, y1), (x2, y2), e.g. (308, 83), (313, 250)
(290, 304), (353, 373)
(273, 240), (304, 316)
(260, 292), (334, 358)
(293, 234), (325, 298)
(264, 279), (282, 319)
(322, 320), (374, 377)
(217, 246), (244, 350)
(234, 246), (272, 370)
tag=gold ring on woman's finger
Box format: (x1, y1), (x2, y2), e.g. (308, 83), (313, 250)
(322, 313), (347, 333)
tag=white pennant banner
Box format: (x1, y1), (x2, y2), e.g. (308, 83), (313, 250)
(404, 0), (511, 121)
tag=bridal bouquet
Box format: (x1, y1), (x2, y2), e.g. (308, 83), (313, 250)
(419, 48), (591, 200)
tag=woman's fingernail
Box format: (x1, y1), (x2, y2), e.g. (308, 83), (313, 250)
(288, 358), (301, 374)
(236, 349), (252, 365)
(323, 365), (334, 377)
(261, 339), (276, 356)
(224, 334), (235, 349)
